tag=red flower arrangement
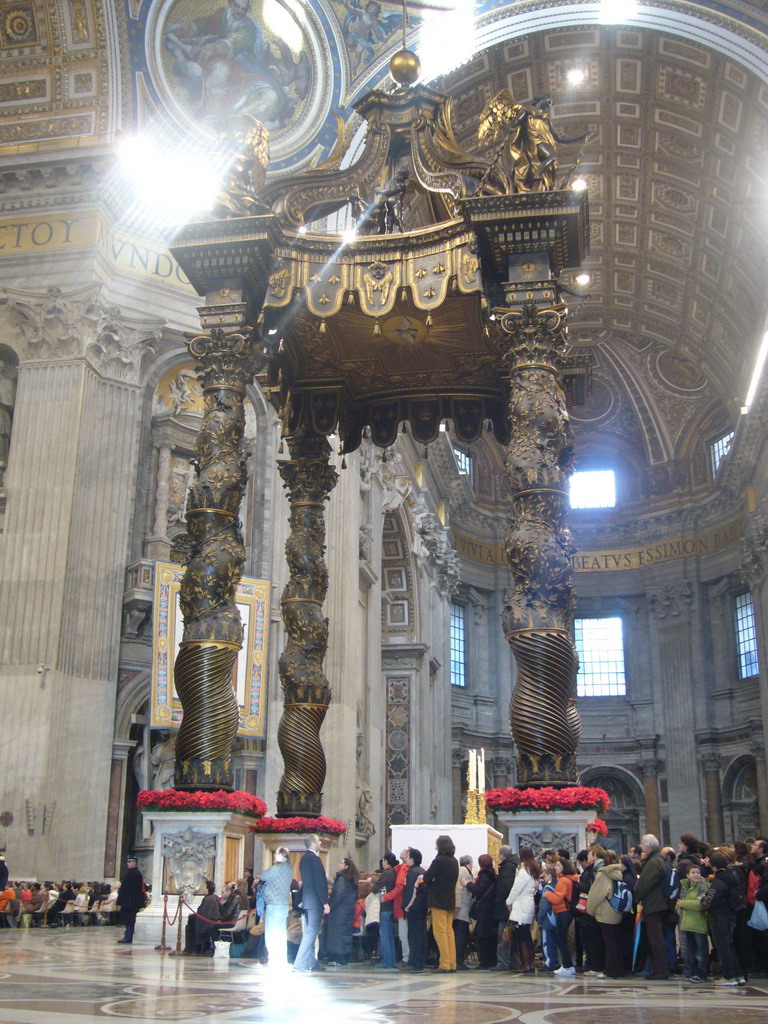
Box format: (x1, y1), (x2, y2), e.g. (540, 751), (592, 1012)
(485, 786), (610, 815)
(137, 789), (266, 819)
(250, 815), (347, 836)
(586, 818), (609, 836)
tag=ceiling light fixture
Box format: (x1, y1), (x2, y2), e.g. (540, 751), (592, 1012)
(598, 0), (638, 24)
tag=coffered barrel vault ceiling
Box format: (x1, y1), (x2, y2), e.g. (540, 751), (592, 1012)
(441, 22), (768, 506)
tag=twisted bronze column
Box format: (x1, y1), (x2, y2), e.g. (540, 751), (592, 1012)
(497, 300), (581, 786)
(276, 430), (338, 816)
(174, 324), (264, 790)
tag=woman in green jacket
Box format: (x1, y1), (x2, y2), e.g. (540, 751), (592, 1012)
(677, 863), (710, 981)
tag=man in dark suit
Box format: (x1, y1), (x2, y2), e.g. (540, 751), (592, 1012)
(116, 856), (146, 944)
(294, 835), (329, 972)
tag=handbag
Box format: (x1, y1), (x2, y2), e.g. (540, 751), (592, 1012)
(469, 882), (495, 920)
(213, 940), (230, 959)
(501, 923), (514, 943)
(748, 900), (768, 931)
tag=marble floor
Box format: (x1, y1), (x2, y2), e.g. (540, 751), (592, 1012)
(0, 929), (767, 1024)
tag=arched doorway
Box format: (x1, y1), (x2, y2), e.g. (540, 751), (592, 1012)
(580, 766), (644, 853)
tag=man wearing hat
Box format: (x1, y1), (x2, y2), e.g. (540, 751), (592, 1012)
(116, 855), (146, 944)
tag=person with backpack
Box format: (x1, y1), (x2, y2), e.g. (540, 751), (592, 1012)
(544, 856), (579, 977)
(537, 865), (560, 972)
(586, 849), (626, 978)
(634, 834), (672, 980)
(578, 845), (607, 975)
(730, 843), (753, 982)
(707, 851), (746, 986)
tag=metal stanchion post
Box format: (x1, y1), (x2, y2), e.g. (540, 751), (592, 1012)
(169, 896), (185, 956)
(155, 895), (171, 951)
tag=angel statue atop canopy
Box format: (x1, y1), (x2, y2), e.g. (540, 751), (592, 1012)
(478, 91), (593, 193)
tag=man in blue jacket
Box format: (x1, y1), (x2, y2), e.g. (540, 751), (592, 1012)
(294, 835), (329, 972)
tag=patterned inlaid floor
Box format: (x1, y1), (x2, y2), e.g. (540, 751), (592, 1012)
(0, 930), (766, 1023)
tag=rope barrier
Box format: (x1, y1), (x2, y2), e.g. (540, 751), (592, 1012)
(163, 895), (182, 927)
(180, 898), (250, 926)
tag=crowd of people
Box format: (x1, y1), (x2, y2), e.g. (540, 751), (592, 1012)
(0, 851), (148, 938)
(243, 831), (768, 984)
(0, 879), (123, 928)
(4, 831), (768, 989)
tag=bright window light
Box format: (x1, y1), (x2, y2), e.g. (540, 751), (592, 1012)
(575, 617), (626, 697)
(571, 177), (588, 192)
(709, 431), (734, 476)
(575, 273), (591, 286)
(570, 470), (616, 509)
(417, 1), (476, 81)
(744, 329), (768, 413)
(453, 447), (472, 479)
(599, 0), (638, 24)
(735, 593), (759, 679)
(567, 68), (586, 86)
(450, 603), (467, 687)
(262, 0), (304, 51)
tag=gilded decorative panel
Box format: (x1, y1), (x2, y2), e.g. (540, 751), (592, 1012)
(0, 0), (115, 147)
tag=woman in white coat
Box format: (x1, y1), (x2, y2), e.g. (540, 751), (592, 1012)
(505, 846), (541, 974)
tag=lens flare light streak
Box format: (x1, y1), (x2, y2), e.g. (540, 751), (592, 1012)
(117, 133), (232, 233)
(743, 329), (768, 413)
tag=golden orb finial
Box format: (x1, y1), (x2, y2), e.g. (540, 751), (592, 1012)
(389, 49), (421, 86)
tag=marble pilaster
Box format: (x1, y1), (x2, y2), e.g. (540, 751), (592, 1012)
(699, 753), (724, 842)
(0, 284), (162, 879)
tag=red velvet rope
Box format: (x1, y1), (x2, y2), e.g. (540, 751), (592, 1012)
(181, 898), (251, 926)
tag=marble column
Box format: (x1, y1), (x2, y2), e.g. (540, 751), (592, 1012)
(0, 284), (161, 878)
(647, 580), (703, 837)
(742, 518), (768, 811)
(699, 753), (724, 842)
(452, 749), (464, 823)
(491, 756), (511, 790)
(149, 443), (173, 544)
(276, 430), (338, 816)
(639, 759), (662, 839)
(751, 738), (768, 835)
(495, 296), (580, 786)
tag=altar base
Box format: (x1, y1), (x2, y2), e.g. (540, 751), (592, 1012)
(139, 809), (255, 946)
(495, 809), (595, 858)
(253, 831), (335, 875)
(390, 823), (502, 868)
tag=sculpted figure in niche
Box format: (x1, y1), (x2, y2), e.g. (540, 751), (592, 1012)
(0, 361), (16, 487)
(150, 732), (177, 790)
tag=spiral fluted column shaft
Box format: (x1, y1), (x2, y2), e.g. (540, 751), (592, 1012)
(276, 431), (338, 816)
(497, 300), (581, 786)
(174, 324), (264, 790)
